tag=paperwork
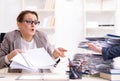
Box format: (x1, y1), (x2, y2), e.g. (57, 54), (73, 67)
(10, 48), (56, 71)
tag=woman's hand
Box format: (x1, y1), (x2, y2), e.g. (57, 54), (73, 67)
(7, 49), (23, 62)
(53, 47), (67, 59)
(87, 43), (102, 54)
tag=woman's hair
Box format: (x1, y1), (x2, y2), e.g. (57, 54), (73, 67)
(17, 10), (39, 22)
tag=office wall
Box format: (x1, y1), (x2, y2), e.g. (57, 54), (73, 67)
(115, 0), (120, 35)
(55, 0), (84, 58)
(0, 0), (22, 32)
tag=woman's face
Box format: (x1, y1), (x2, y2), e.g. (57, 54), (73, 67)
(18, 13), (39, 37)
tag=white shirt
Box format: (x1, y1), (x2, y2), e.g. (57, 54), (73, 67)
(5, 37), (37, 64)
(20, 37), (37, 51)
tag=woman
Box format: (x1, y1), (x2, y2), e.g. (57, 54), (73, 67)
(0, 10), (67, 72)
(87, 43), (120, 60)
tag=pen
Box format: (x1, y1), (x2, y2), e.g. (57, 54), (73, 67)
(54, 58), (60, 67)
(68, 58), (73, 66)
(76, 60), (84, 71)
(68, 58), (79, 79)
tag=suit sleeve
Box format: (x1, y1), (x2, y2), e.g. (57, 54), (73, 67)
(102, 46), (120, 60)
(0, 33), (10, 69)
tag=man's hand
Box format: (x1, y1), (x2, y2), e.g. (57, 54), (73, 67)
(87, 43), (102, 54)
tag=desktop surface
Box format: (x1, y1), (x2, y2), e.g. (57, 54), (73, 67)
(0, 73), (108, 81)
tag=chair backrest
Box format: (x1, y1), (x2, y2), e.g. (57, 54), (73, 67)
(0, 33), (6, 43)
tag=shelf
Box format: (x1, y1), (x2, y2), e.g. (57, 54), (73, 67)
(36, 9), (54, 12)
(85, 10), (116, 13)
(23, 0), (55, 10)
(22, 0), (55, 32)
(37, 27), (55, 34)
(86, 27), (115, 29)
(84, 0), (116, 11)
(84, 0), (117, 37)
(86, 27), (115, 37)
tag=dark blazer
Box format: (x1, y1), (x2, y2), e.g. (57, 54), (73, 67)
(102, 46), (120, 60)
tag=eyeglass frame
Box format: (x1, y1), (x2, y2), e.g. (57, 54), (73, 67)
(22, 20), (40, 25)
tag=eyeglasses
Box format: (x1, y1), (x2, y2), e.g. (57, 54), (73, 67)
(23, 20), (40, 25)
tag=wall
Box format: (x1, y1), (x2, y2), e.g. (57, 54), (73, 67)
(0, 0), (22, 32)
(115, 0), (120, 35)
(55, 0), (84, 58)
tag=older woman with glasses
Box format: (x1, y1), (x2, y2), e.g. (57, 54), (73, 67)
(0, 10), (67, 72)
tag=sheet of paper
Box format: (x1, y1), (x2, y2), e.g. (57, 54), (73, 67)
(10, 48), (56, 70)
(11, 53), (29, 67)
(23, 48), (55, 68)
(10, 61), (38, 71)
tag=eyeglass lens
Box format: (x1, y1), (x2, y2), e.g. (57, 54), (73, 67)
(23, 20), (40, 25)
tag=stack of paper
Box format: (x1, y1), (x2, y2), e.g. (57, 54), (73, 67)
(100, 72), (120, 80)
(10, 48), (56, 71)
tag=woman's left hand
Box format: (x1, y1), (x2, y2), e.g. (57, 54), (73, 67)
(53, 47), (67, 59)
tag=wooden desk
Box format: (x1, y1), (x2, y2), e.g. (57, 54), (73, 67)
(0, 73), (108, 81)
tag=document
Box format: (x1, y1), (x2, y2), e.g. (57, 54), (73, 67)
(10, 48), (56, 71)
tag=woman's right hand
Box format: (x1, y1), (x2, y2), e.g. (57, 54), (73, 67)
(7, 49), (23, 62)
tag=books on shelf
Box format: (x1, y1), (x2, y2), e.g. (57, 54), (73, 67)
(50, 17), (55, 27)
(44, 0), (55, 9)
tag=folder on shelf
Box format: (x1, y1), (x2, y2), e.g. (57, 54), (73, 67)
(50, 17), (55, 27)
(44, 0), (55, 9)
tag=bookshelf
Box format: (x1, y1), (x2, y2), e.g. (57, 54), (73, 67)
(22, 0), (55, 30)
(83, 0), (117, 38)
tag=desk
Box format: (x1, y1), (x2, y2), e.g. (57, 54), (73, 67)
(0, 59), (108, 81)
(0, 73), (108, 81)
